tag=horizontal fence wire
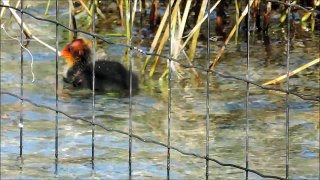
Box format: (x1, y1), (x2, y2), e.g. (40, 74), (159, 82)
(0, 5), (318, 103)
(0, 2), (319, 180)
(0, 91), (286, 180)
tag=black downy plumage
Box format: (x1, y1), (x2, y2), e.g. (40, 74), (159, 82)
(61, 39), (139, 92)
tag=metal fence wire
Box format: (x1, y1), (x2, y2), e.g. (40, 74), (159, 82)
(0, 0), (319, 180)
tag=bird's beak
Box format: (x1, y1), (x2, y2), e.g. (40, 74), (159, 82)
(61, 45), (74, 66)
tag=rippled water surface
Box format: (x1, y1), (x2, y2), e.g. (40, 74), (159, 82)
(1, 1), (319, 179)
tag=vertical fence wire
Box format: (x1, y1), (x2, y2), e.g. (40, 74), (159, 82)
(1, 1), (317, 179)
(128, 0), (133, 177)
(167, 0), (172, 179)
(245, 0), (251, 179)
(19, 0), (24, 166)
(128, 0), (133, 178)
(205, 0), (211, 179)
(91, 0), (96, 173)
(0, 1), (2, 153)
(285, 1), (291, 179)
(54, 0), (59, 175)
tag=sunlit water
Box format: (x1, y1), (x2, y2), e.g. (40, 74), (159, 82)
(1, 1), (319, 179)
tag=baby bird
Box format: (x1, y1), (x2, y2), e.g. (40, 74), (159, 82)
(61, 38), (139, 92)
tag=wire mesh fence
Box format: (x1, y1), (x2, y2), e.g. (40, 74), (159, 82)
(0, 0), (319, 179)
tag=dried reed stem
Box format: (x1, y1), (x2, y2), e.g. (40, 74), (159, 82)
(263, 58), (320, 85)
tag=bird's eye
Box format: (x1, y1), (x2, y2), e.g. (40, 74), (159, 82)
(68, 46), (73, 52)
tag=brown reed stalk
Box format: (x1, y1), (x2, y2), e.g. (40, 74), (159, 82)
(209, 0), (254, 70)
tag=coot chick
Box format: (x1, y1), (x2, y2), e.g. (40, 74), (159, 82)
(61, 39), (139, 92)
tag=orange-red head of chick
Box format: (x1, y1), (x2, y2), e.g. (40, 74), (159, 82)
(61, 39), (92, 66)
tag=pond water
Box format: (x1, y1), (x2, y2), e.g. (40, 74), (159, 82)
(1, 1), (319, 179)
